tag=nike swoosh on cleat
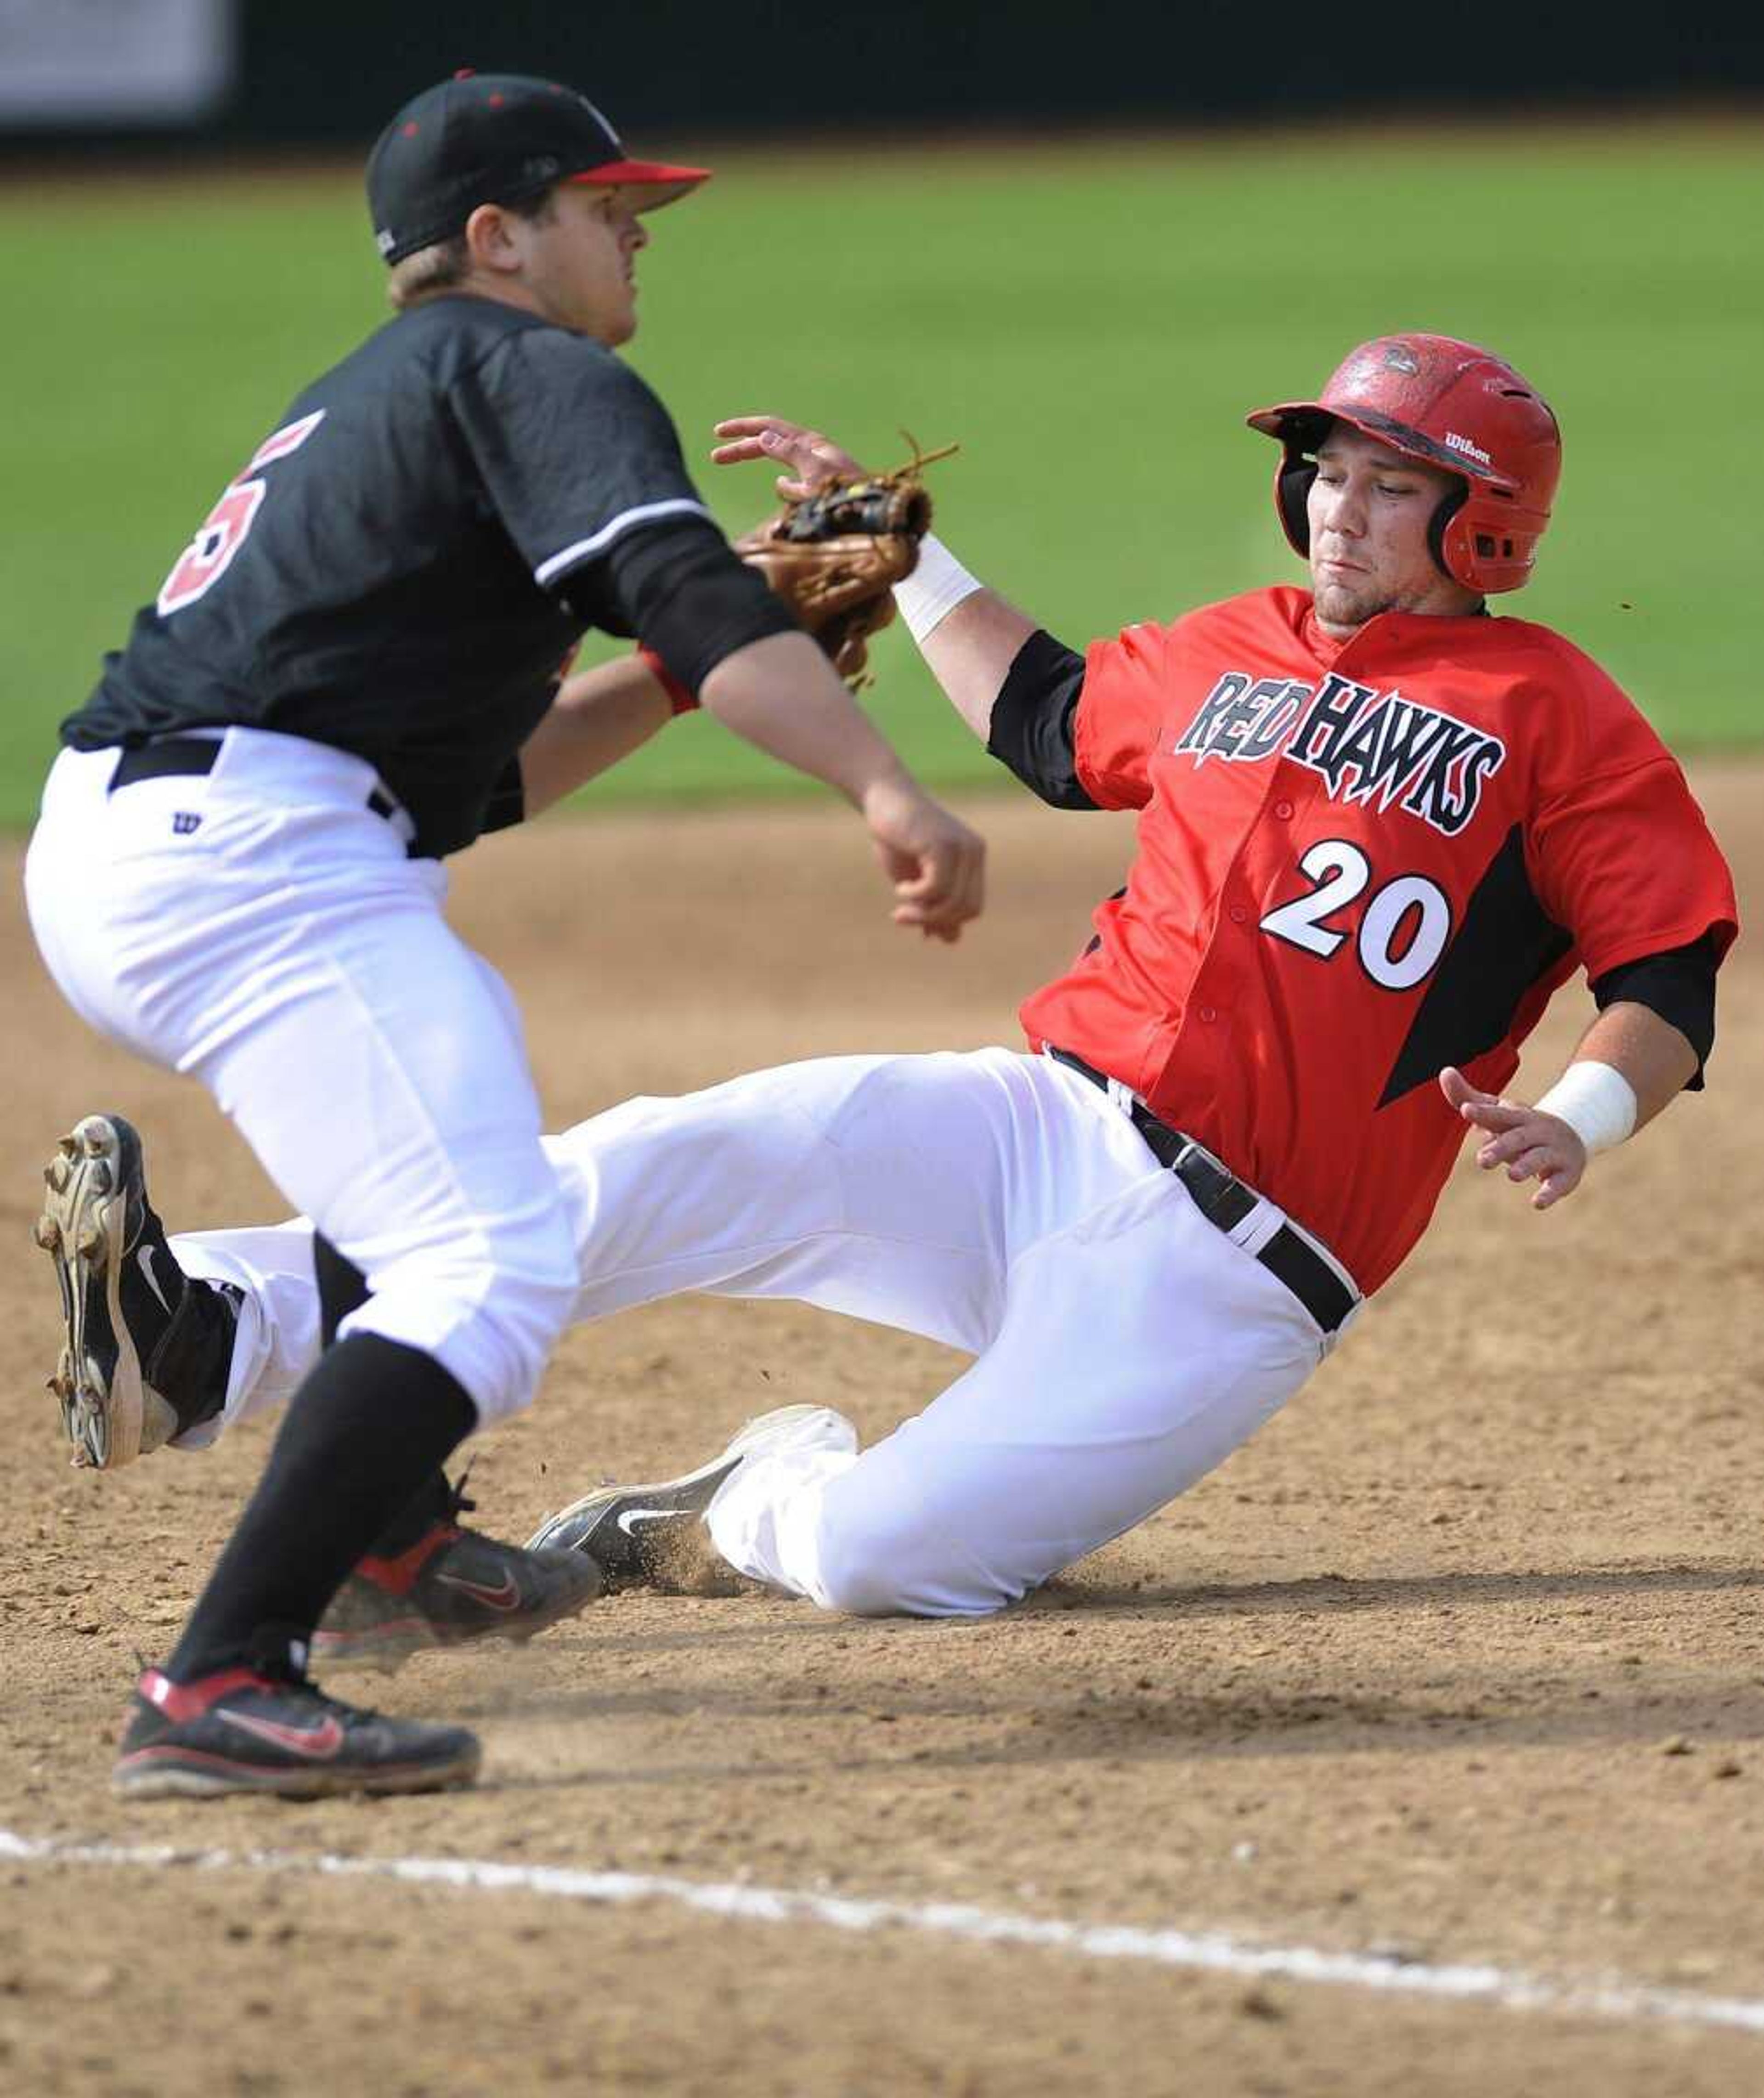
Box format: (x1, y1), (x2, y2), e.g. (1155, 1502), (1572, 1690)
(217, 1710), (345, 1759)
(137, 1244), (173, 1316)
(433, 1569), (523, 1611)
(615, 1508), (684, 1537)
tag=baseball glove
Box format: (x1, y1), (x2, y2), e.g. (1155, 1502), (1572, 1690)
(734, 440), (956, 687)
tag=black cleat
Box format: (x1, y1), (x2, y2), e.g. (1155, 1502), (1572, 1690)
(524, 1404), (836, 1592)
(34, 1112), (239, 1470)
(113, 1661), (481, 1801)
(313, 1480), (603, 1672)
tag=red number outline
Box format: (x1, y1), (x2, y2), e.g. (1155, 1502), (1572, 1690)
(156, 410), (326, 618)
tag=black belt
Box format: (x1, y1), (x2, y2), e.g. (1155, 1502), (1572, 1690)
(1048, 1047), (1357, 1334)
(108, 738), (406, 828)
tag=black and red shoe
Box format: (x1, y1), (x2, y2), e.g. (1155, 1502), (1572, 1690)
(313, 1481), (602, 1672)
(113, 1661), (481, 1800)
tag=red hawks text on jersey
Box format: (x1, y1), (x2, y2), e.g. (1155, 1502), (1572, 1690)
(1019, 586), (1738, 1295)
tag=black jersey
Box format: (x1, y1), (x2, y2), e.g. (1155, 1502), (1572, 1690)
(65, 296), (779, 857)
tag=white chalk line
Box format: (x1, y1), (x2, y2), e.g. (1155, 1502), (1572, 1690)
(4, 1827), (1763, 2039)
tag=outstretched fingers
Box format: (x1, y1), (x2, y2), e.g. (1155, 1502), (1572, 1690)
(1438, 1068), (1587, 1207)
(711, 416), (868, 492)
(709, 415), (804, 467)
(1531, 1164), (1578, 1211)
(1436, 1064), (1484, 1114)
(1439, 1065), (1524, 1135)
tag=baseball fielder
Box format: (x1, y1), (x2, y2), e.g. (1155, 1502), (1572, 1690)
(24, 71), (984, 1801)
(40, 335), (1735, 1651)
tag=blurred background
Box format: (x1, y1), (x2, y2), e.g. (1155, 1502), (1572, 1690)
(3, 1), (1761, 821)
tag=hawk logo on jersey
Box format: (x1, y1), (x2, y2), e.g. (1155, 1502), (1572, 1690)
(1175, 671), (1507, 837)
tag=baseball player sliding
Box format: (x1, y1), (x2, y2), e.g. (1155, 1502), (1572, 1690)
(38, 336), (1735, 1697)
(24, 70), (984, 1802)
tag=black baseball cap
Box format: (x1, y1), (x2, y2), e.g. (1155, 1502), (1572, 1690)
(368, 70), (711, 264)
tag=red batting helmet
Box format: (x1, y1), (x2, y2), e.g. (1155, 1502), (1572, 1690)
(1246, 334), (1562, 595)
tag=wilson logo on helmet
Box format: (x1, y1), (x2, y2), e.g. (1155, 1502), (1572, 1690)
(1245, 334), (1563, 597)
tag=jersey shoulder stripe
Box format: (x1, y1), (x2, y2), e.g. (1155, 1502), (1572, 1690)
(534, 498), (714, 587)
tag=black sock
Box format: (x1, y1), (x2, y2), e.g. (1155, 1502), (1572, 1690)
(147, 1277), (242, 1436)
(165, 1333), (477, 1682)
(312, 1233), (454, 1559)
(314, 1231), (370, 1346)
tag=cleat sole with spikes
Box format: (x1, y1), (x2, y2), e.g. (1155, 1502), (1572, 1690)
(34, 1114), (175, 1470)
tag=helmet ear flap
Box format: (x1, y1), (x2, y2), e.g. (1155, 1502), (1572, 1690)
(1427, 480), (1470, 586)
(1275, 449), (1316, 557)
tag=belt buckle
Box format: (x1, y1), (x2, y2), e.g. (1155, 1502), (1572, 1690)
(1172, 1131), (1229, 1182)
(1170, 1132), (1261, 1237)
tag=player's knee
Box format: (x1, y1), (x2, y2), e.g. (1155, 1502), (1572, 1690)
(356, 1232), (577, 1425)
(450, 1273), (576, 1420)
(813, 1502), (1012, 1619)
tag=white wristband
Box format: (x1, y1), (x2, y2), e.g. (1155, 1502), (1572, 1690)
(892, 533), (984, 644)
(1533, 1060), (1638, 1156)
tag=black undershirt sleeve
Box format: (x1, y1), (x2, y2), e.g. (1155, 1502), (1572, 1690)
(556, 516), (797, 693)
(985, 629), (1099, 810)
(1588, 932), (1719, 1089)
(479, 754), (526, 835)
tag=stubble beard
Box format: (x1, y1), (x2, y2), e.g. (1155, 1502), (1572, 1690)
(1311, 571), (1392, 637)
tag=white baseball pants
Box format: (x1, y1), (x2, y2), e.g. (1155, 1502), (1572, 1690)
(162, 1047), (1346, 1615)
(24, 731), (578, 1424)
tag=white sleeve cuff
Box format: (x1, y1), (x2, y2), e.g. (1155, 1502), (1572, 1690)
(1534, 1060), (1638, 1154)
(891, 534), (984, 643)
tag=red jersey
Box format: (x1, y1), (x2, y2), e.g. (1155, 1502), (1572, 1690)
(1019, 586), (1738, 1295)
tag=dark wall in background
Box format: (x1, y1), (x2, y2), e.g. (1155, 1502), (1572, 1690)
(7, 3), (1764, 157)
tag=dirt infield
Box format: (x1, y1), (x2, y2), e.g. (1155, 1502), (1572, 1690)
(2, 770), (1759, 2096)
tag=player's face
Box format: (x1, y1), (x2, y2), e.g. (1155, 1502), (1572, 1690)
(514, 185), (650, 345)
(1305, 428), (1479, 636)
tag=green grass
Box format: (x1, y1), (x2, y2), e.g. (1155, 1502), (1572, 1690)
(3, 125), (1761, 828)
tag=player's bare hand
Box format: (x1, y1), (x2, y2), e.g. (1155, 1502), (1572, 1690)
(712, 417), (871, 503)
(859, 773), (985, 943)
(1438, 1066), (1587, 1210)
